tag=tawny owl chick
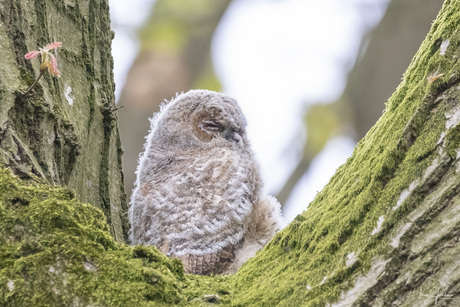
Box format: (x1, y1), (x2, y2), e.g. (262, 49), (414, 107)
(129, 89), (283, 275)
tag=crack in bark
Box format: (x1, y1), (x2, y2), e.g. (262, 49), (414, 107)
(355, 146), (459, 306)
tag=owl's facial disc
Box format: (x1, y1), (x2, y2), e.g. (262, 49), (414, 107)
(197, 118), (243, 148)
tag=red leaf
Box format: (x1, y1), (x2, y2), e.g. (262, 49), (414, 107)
(49, 54), (60, 77)
(24, 50), (40, 60)
(45, 42), (62, 50)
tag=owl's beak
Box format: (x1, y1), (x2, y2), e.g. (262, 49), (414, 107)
(229, 131), (243, 148)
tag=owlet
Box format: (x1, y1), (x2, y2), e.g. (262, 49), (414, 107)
(129, 89), (283, 275)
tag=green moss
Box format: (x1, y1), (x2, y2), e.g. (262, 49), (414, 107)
(0, 167), (187, 306)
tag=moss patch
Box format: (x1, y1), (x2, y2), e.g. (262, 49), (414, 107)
(0, 167), (188, 306)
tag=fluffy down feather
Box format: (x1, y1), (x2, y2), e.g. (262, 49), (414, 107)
(129, 89), (283, 275)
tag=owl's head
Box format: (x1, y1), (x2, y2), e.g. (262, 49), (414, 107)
(149, 90), (248, 151)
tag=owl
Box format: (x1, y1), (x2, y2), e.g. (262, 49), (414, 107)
(129, 89), (283, 275)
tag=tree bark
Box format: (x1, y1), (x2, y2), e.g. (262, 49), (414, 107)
(1, 0), (459, 306)
(0, 0), (128, 242)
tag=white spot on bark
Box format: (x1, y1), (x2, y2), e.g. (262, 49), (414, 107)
(47, 133), (55, 145)
(456, 158), (460, 174)
(394, 189), (410, 211)
(7, 280), (14, 291)
(390, 222), (412, 248)
(83, 261), (97, 272)
(371, 216), (384, 235)
(111, 202), (119, 213)
(440, 39), (450, 55)
(437, 132), (445, 145)
(332, 259), (389, 307)
(445, 105), (460, 130)
(320, 276), (327, 285)
(424, 157), (440, 180)
(346, 252), (358, 267)
(65, 85), (74, 106)
(393, 180), (418, 211)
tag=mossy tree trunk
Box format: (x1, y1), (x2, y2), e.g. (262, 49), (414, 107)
(1, 0), (460, 306)
(0, 0), (128, 242)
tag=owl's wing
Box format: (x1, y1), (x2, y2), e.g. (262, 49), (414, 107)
(225, 196), (284, 274)
(249, 196), (284, 243)
(179, 240), (243, 275)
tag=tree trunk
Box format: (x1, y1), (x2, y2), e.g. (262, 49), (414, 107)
(0, 0), (128, 242)
(1, 0), (459, 306)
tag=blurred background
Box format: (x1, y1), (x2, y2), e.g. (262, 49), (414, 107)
(109, 0), (443, 224)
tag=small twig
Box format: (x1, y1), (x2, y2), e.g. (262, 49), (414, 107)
(21, 70), (45, 95)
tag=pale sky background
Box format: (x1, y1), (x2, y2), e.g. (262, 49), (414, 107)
(109, 0), (389, 223)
